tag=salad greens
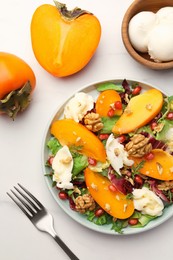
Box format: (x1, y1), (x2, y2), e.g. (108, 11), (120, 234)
(96, 82), (125, 92)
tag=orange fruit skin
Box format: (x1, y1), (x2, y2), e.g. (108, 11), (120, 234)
(30, 4), (101, 77)
(0, 52), (36, 99)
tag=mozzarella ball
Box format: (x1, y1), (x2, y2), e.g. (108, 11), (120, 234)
(148, 24), (173, 62)
(156, 7), (173, 24)
(128, 11), (157, 52)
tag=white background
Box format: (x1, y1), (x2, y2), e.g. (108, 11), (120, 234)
(0, 0), (173, 259)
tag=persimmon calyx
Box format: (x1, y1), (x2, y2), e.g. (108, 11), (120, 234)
(54, 1), (92, 21)
(0, 81), (32, 120)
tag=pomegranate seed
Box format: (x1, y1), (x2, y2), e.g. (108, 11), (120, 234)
(88, 157), (97, 166)
(108, 184), (117, 192)
(95, 208), (105, 217)
(48, 156), (54, 165)
(134, 175), (143, 186)
(114, 101), (122, 110)
(58, 191), (68, 200)
(150, 121), (158, 131)
(118, 135), (126, 143)
(167, 112), (173, 120)
(145, 152), (154, 160)
(107, 108), (115, 117)
(99, 134), (109, 140)
(132, 86), (142, 95)
(128, 218), (138, 225)
(69, 197), (76, 210)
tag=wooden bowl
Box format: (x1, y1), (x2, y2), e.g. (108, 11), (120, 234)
(122, 0), (173, 70)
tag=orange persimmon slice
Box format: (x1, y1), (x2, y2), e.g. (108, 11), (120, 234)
(95, 90), (123, 117)
(50, 119), (106, 162)
(112, 89), (163, 134)
(132, 149), (173, 181)
(84, 168), (134, 219)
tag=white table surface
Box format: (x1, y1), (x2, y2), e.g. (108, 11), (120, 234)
(1, 0), (173, 259)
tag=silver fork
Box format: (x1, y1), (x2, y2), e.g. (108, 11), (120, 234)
(7, 183), (79, 260)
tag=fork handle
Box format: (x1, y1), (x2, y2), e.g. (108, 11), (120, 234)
(53, 235), (79, 260)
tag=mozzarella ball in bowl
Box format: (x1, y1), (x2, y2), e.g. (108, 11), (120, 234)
(156, 6), (173, 25)
(148, 24), (173, 62)
(128, 11), (157, 53)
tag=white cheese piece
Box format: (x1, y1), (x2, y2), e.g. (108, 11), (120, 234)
(148, 24), (173, 62)
(64, 92), (94, 122)
(105, 134), (134, 176)
(128, 11), (157, 52)
(88, 161), (110, 172)
(52, 145), (74, 189)
(132, 187), (164, 216)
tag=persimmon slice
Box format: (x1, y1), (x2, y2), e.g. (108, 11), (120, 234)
(85, 168), (134, 219)
(50, 119), (106, 162)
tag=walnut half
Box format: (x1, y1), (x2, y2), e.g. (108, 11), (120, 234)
(125, 134), (152, 157)
(74, 194), (96, 214)
(84, 112), (103, 132)
(158, 180), (173, 191)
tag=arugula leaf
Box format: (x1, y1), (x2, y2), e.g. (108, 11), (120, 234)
(136, 125), (153, 136)
(86, 211), (96, 222)
(86, 211), (113, 226)
(72, 154), (88, 177)
(97, 82), (125, 92)
(126, 193), (133, 200)
(167, 190), (173, 202)
(111, 219), (128, 234)
(99, 168), (109, 178)
(158, 96), (173, 122)
(100, 116), (119, 134)
(131, 161), (145, 178)
(47, 137), (62, 155)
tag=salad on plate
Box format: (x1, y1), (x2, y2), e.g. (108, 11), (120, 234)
(45, 79), (173, 234)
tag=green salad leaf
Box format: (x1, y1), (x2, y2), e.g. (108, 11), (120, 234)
(47, 137), (62, 155)
(97, 82), (124, 92)
(129, 211), (157, 228)
(72, 153), (88, 177)
(111, 219), (128, 234)
(100, 116), (119, 134)
(86, 210), (113, 226)
(133, 215), (156, 228)
(156, 119), (173, 141)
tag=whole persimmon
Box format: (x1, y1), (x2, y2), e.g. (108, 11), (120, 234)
(0, 52), (36, 119)
(30, 1), (101, 77)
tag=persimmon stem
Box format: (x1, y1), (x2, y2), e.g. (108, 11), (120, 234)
(0, 81), (32, 120)
(54, 1), (92, 21)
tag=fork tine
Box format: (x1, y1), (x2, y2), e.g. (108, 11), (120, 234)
(18, 183), (44, 209)
(14, 186), (39, 212)
(10, 189), (36, 216)
(7, 192), (31, 219)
